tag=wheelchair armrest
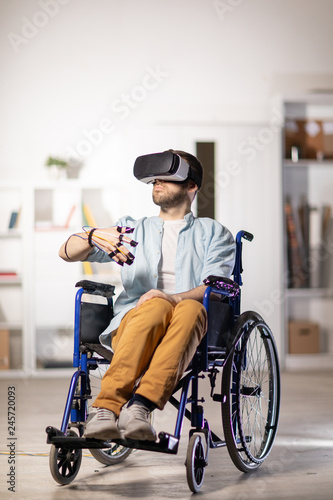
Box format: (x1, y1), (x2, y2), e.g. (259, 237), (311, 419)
(75, 279), (115, 298)
(203, 275), (239, 297)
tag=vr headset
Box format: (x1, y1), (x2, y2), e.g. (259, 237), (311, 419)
(133, 151), (201, 188)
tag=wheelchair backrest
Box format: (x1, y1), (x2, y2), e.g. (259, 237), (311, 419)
(75, 280), (115, 344)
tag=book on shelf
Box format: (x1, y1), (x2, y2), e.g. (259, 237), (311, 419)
(284, 197), (307, 288)
(81, 204), (103, 276)
(82, 260), (100, 276)
(0, 270), (18, 277)
(285, 197), (332, 289)
(35, 204), (77, 231)
(319, 206), (333, 288)
(309, 207), (321, 288)
(0, 329), (10, 370)
(8, 209), (21, 230)
(297, 197), (311, 287)
(82, 204), (97, 228)
(321, 205), (331, 239)
(64, 204), (76, 228)
(82, 261), (93, 275)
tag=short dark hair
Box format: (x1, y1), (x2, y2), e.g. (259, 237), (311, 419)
(167, 149), (203, 190)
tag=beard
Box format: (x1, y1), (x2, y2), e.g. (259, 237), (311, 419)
(152, 183), (188, 209)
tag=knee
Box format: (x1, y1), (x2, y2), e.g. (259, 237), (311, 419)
(138, 297), (174, 324)
(175, 299), (205, 314)
(175, 299), (207, 325)
(146, 297), (174, 314)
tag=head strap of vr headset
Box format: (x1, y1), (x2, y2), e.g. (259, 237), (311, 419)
(186, 165), (201, 189)
(167, 151), (202, 189)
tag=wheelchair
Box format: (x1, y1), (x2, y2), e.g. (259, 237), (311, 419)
(46, 230), (281, 493)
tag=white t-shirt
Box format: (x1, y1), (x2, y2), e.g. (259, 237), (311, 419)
(157, 219), (186, 295)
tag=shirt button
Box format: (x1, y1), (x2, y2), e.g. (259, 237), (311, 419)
(153, 274), (157, 278)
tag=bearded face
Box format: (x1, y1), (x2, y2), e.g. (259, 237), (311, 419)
(152, 181), (189, 209)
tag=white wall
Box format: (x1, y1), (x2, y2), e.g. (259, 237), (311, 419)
(1, 0), (333, 362)
(1, 0), (333, 179)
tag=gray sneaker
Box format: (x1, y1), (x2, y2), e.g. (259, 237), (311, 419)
(118, 402), (157, 441)
(84, 407), (121, 440)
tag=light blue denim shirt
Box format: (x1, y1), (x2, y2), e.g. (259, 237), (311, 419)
(87, 211), (235, 348)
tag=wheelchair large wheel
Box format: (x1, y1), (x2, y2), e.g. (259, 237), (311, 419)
(89, 444), (132, 465)
(185, 434), (207, 493)
(222, 311), (280, 472)
(87, 359), (132, 465)
(49, 429), (82, 485)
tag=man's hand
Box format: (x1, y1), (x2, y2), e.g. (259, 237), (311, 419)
(135, 289), (177, 309)
(135, 285), (208, 309)
(91, 226), (138, 266)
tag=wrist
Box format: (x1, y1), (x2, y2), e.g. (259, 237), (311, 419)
(88, 228), (97, 247)
(170, 294), (182, 304)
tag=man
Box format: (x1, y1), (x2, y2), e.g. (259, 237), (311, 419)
(59, 149), (235, 442)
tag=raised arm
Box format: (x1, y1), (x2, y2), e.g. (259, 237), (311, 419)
(59, 226), (138, 266)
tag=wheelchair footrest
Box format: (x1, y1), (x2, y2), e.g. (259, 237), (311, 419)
(45, 426), (111, 449)
(112, 432), (179, 454)
(46, 426), (179, 454)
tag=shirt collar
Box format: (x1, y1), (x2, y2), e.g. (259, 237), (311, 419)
(155, 211), (194, 226)
(184, 211), (194, 223)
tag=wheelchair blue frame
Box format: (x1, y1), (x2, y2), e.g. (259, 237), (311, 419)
(46, 229), (280, 492)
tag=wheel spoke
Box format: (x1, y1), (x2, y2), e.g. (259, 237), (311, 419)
(186, 435), (205, 493)
(238, 323), (278, 461)
(222, 312), (280, 472)
(57, 456), (66, 471)
(49, 430), (83, 485)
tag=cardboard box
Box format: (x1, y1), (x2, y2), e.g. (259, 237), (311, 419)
(288, 321), (320, 354)
(0, 330), (10, 370)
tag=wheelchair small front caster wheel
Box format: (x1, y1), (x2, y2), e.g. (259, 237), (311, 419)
(49, 430), (82, 485)
(186, 434), (207, 493)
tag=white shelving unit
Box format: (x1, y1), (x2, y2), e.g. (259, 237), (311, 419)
(0, 183), (27, 376)
(281, 93), (333, 370)
(0, 180), (122, 377)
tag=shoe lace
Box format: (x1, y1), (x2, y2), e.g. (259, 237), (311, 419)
(128, 403), (149, 421)
(96, 407), (112, 420)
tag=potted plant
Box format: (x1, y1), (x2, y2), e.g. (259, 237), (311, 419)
(45, 156), (83, 179)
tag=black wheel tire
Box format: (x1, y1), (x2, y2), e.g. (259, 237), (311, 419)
(49, 430), (82, 485)
(185, 434), (206, 493)
(222, 311), (280, 473)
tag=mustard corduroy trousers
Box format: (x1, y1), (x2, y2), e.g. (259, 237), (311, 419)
(93, 297), (207, 415)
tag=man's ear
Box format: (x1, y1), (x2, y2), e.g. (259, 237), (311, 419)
(187, 180), (198, 202)
(187, 180), (198, 193)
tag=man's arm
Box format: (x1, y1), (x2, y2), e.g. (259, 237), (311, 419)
(171, 285), (207, 304)
(59, 227), (137, 264)
(59, 233), (92, 262)
(135, 285), (207, 309)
